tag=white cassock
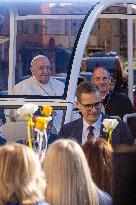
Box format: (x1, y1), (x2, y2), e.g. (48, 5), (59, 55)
(12, 76), (65, 96)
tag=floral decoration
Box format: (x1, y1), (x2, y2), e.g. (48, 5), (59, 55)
(17, 104), (53, 156)
(17, 103), (38, 149)
(35, 117), (48, 131)
(40, 105), (53, 117)
(103, 118), (119, 145)
(17, 103), (38, 119)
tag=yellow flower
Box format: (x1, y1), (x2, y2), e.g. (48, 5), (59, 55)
(40, 105), (53, 117)
(35, 117), (48, 131)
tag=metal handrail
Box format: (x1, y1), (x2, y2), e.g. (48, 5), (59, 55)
(123, 113), (136, 123)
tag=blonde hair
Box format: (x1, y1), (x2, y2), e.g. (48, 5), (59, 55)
(0, 143), (46, 205)
(42, 139), (99, 205)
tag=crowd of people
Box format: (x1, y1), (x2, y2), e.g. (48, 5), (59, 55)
(0, 138), (135, 205)
(0, 55), (135, 205)
(0, 140), (113, 205)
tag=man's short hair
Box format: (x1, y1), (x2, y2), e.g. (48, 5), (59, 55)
(92, 66), (110, 77)
(76, 81), (99, 101)
(31, 55), (48, 66)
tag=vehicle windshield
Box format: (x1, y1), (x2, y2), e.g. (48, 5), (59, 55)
(0, 1), (96, 98)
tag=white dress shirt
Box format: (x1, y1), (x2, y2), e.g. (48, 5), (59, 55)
(82, 114), (102, 145)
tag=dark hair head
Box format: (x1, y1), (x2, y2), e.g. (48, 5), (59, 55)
(82, 138), (113, 196)
(76, 81), (99, 101)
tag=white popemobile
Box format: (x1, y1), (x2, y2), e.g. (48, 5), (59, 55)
(0, 0), (136, 141)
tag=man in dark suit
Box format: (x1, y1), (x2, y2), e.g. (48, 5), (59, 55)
(59, 82), (133, 147)
(91, 66), (134, 119)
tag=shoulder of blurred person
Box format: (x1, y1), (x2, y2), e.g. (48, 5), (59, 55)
(0, 143), (47, 205)
(113, 145), (136, 205)
(96, 187), (113, 205)
(7, 201), (51, 205)
(42, 139), (100, 205)
(35, 201), (51, 205)
(0, 136), (6, 145)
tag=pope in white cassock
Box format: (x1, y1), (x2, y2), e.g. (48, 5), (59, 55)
(12, 55), (64, 96)
(10, 55), (64, 133)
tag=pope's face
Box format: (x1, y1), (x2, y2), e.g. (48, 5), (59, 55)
(31, 57), (51, 84)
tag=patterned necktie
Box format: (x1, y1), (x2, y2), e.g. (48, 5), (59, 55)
(87, 126), (94, 139)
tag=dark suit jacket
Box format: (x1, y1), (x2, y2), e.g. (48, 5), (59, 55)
(0, 136), (6, 144)
(48, 133), (58, 145)
(103, 92), (134, 119)
(0, 107), (6, 125)
(59, 113), (134, 147)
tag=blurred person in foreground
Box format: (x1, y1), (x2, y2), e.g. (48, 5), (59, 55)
(59, 81), (133, 147)
(42, 139), (112, 205)
(82, 138), (113, 196)
(12, 55), (64, 96)
(91, 66), (134, 119)
(0, 143), (50, 205)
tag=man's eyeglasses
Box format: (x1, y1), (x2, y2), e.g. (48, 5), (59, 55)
(80, 101), (102, 111)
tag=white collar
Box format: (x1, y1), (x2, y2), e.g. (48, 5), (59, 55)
(101, 92), (109, 100)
